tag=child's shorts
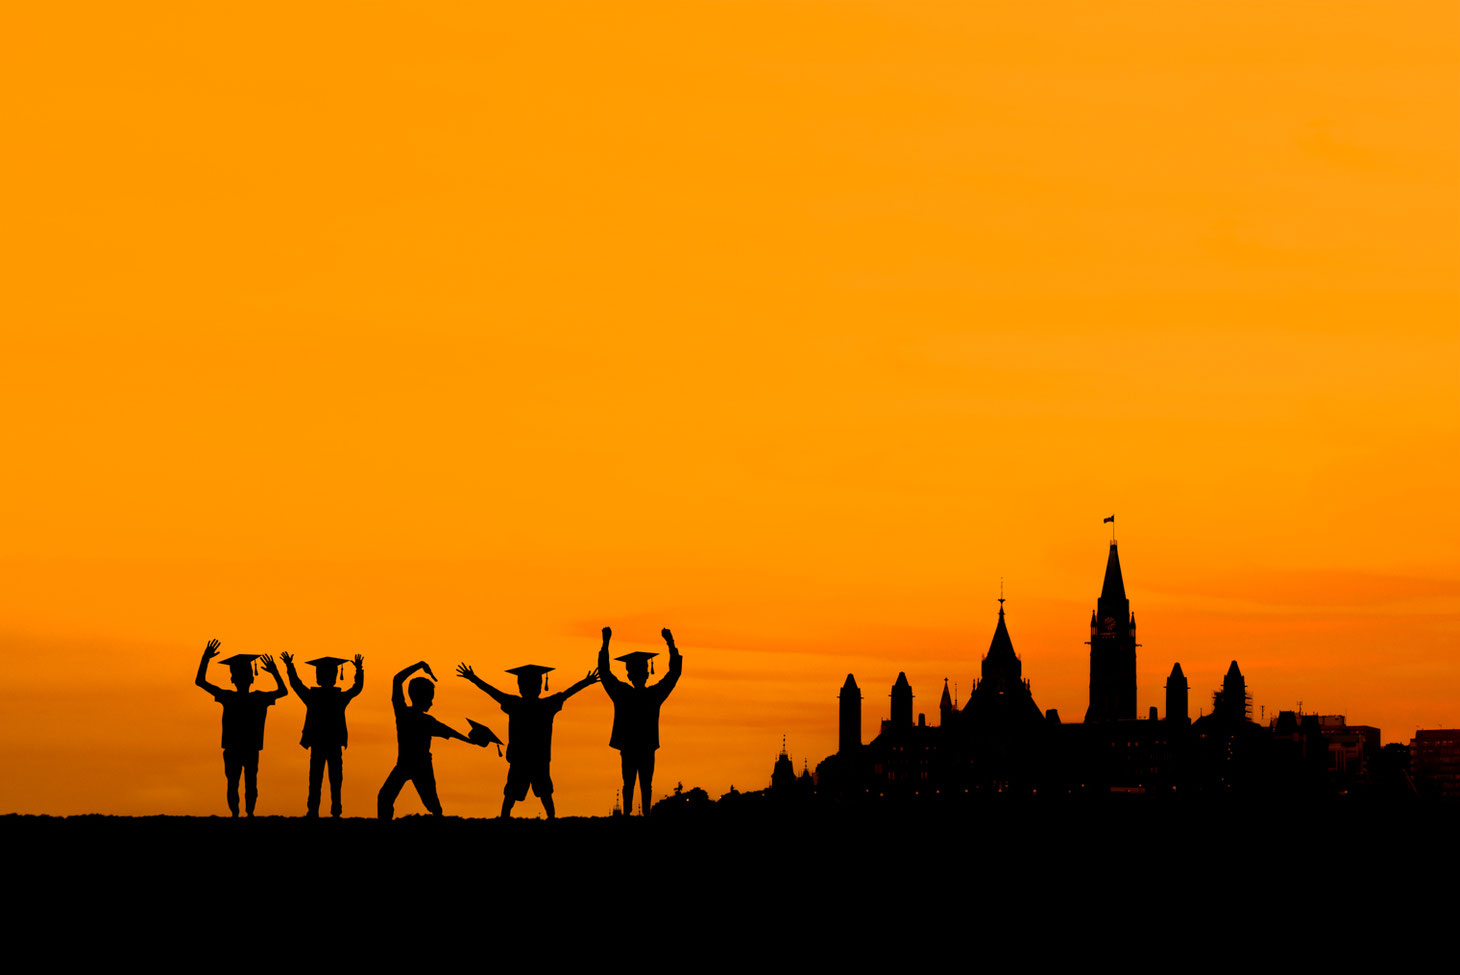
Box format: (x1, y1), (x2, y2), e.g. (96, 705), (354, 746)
(504, 762), (553, 800)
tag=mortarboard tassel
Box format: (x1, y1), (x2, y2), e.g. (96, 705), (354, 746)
(545, 674), (549, 692)
(650, 659), (654, 675)
(496, 744), (502, 757)
(253, 659), (258, 676)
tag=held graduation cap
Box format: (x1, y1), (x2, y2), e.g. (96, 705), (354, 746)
(615, 651), (657, 675)
(506, 664), (554, 691)
(466, 719), (504, 756)
(220, 653), (261, 677)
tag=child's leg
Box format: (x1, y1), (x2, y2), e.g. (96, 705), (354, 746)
(224, 750), (243, 817)
(638, 752), (656, 817)
(413, 760), (444, 816)
(533, 770), (555, 819)
(620, 752), (639, 815)
(501, 763), (528, 818)
(377, 764), (409, 820)
(327, 748), (343, 817)
(307, 748), (326, 816)
(243, 751), (260, 816)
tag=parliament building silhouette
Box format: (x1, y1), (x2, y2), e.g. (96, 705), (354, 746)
(800, 538), (1408, 801)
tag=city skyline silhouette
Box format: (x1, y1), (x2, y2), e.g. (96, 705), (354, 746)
(12, 522), (1458, 818)
(2, 519), (1456, 818)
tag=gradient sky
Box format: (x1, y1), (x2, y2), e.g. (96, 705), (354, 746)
(2, 2), (1456, 818)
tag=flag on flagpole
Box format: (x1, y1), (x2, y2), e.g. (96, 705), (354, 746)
(1103, 515), (1115, 523)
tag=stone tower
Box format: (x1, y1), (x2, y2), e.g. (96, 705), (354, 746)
(1166, 662), (1188, 725)
(839, 673), (862, 754)
(891, 672), (913, 728)
(1085, 541), (1137, 722)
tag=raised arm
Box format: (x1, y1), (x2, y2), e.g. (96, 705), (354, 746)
(560, 667), (601, 702)
(259, 655), (288, 701)
(195, 639), (225, 696)
(597, 626), (623, 692)
(429, 716), (478, 746)
(343, 654), (365, 702)
(280, 652), (310, 699)
(657, 628), (683, 696)
(392, 660), (434, 708)
(455, 663), (512, 706)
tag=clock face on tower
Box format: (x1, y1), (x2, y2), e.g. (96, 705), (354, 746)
(1102, 616), (1116, 634)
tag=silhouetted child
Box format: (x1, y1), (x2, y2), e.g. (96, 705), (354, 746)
(378, 660), (484, 820)
(194, 639), (287, 817)
(598, 626), (682, 816)
(456, 660), (599, 819)
(281, 651), (364, 818)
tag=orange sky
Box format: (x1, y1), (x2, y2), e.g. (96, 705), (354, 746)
(1, 2), (1457, 818)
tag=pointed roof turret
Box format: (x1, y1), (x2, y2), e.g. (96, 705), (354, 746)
(939, 678), (953, 709)
(1100, 542), (1127, 603)
(981, 597), (1023, 683)
(1167, 662), (1186, 685)
(986, 602), (1017, 663)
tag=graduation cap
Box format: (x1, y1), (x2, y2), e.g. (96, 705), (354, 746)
(466, 719), (504, 756)
(506, 664), (554, 691)
(615, 651), (658, 675)
(306, 656), (350, 680)
(220, 653), (260, 677)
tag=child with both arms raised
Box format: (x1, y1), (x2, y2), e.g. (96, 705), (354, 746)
(456, 659), (598, 819)
(195, 639), (287, 817)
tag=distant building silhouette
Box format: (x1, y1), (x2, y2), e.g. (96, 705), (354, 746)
(1166, 663), (1189, 726)
(1409, 730), (1460, 800)
(805, 531), (1398, 801)
(890, 672), (913, 729)
(1086, 541), (1137, 722)
(962, 598), (1043, 728)
(1208, 661), (1252, 723)
(838, 674), (861, 755)
(770, 737), (798, 796)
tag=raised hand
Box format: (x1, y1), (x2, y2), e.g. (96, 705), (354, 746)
(456, 663), (476, 682)
(661, 628), (675, 648)
(280, 651), (294, 666)
(260, 654), (279, 675)
(422, 662), (437, 682)
(585, 667), (600, 684)
(601, 626), (612, 646)
(353, 654), (364, 668)
(203, 639), (221, 660)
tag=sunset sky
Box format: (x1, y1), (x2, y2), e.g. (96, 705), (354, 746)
(2, 2), (1456, 818)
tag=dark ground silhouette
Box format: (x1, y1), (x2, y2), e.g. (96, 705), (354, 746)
(6, 799), (1454, 963)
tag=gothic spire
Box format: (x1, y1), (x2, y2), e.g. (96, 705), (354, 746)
(1100, 542), (1127, 604)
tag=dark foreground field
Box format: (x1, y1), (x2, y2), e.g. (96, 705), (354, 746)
(7, 800), (1454, 963)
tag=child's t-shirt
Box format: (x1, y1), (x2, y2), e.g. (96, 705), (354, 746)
(392, 696), (456, 766)
(499, 693), (567, 767)
(209, 689), (276, 751)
